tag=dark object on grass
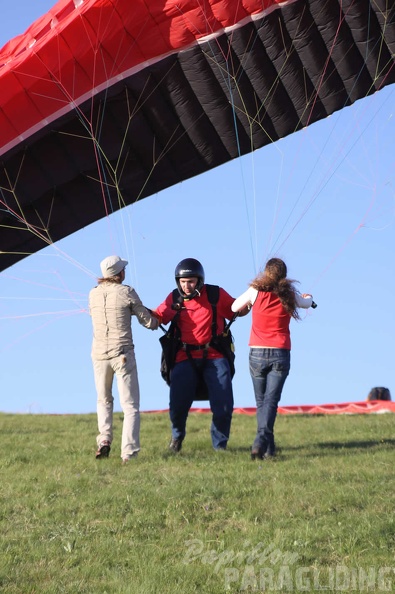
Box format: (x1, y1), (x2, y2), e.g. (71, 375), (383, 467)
(366, 387), (392, 402)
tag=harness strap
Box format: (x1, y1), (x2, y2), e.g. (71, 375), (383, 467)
(171, 285), (221, 375)
(184, 342), (209, 372)
(182, 343), (210, 351)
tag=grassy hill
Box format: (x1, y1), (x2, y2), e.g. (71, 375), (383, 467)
(0, 411), (394, 593)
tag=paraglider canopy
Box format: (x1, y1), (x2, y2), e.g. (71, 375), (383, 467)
(0, 0), (394, 272)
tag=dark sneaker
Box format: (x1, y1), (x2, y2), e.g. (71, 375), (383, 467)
(263, 450), (276, 460)
(169, 438), (183, 453)
(95, 440), (111, 459)
(251, 446), (265, 460)
(264, 443), (276, 459)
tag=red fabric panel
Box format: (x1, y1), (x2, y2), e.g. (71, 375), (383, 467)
(0, 0), (285, 154)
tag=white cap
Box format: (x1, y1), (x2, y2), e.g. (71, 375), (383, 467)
(100, 255), (128, 278)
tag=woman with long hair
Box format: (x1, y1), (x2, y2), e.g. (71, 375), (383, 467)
(232, 258), (314, 460)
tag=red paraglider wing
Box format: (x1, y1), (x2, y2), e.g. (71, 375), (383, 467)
(0, 0), (394, 271)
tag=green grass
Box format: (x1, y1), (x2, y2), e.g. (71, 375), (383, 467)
(0, 411), (394, 593)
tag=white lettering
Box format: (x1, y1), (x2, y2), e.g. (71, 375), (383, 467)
(295, 567), (311, 591)
(258, 567), (275, 591)
(224, 568), (239, 588)
(182, 539), (204, 564)
(276, 566), (294, 591)
(378, 567), (393, 592)
(240, 566), (258, 590)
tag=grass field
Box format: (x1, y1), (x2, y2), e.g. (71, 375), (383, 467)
(0, 411), (394, 593)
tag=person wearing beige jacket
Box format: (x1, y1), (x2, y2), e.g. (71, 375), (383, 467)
(89, 255), (159, 463)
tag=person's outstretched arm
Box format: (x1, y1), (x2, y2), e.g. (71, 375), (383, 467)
(231, 286), (258, 313)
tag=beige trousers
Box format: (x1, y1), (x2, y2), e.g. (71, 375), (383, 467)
(93, 351), (140, 459)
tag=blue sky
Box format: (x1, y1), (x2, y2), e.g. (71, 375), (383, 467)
(1, 1), (394, 415)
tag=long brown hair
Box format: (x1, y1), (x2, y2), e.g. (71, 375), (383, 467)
(251, 258), (300, 320)
(97, 274), (123, 284)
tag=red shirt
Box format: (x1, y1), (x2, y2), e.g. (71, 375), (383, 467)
(249, 291), (292, 350)
(156, 285), (234, 362)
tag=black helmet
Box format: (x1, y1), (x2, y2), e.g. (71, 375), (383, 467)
(175, 258), (205, 298)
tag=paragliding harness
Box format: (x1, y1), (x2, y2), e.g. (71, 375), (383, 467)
(159, 285), (237, 400)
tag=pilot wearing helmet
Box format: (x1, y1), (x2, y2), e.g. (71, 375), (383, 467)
(155, 257), (248, 453)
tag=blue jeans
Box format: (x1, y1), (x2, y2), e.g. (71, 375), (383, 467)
(169, 358), (234, 449)
(249, 348), (290, 453)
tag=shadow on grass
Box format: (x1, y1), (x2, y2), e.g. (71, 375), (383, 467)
(315, 438), (395, 449)
(285, 438), (395, 453)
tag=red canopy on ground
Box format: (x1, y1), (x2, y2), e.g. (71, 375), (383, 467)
(144, 401), (395, 414)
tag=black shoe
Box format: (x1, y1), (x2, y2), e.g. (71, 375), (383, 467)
(169, 438), (183, 453)
(251, 447), (264, 460)
(263, 450), (276, 460)
(264, 443), (276, 459)
(95, 440), (111, 459)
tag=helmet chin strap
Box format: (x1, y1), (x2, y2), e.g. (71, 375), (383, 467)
(182, 288), (200, 300)
(177, 279), (203, 300)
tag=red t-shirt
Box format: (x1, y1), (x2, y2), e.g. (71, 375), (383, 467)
(156, 285), (234, 362)
(249, 291), (292, 350)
